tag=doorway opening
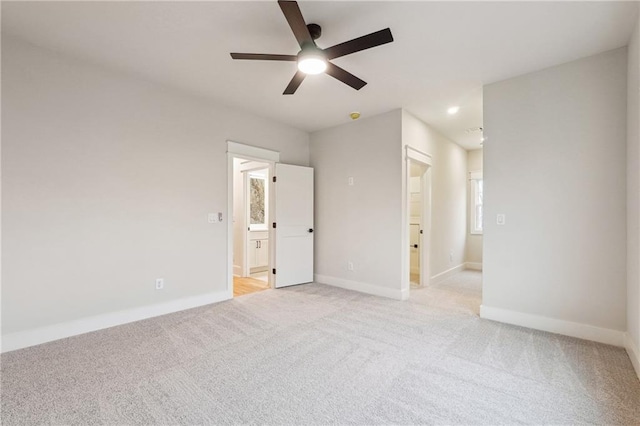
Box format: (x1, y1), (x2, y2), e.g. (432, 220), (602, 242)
(230, 154), (275, 298)
(466, 147), (484, 273)
(227, 141), (315, 297)
(402, 146), (432, 298)
(409, 161), (427, 288)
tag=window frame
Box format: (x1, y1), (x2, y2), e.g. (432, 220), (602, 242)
(469, 171), (483, 235)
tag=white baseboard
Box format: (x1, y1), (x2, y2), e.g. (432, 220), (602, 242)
(465, 262), (483, 271)
(624, 332), (640, 381)
(1, 290), (232, 353)
(430, 263), (465, 285)
(314, 274), (404, 300)
(400, 287), (410, 301)
(480, 305), (624, 347)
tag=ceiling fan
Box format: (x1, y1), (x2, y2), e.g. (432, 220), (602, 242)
(230, 0), (394, 95)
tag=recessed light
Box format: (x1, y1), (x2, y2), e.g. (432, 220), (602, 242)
(350, 112), (361, 120)
(447, 106), (460, 115)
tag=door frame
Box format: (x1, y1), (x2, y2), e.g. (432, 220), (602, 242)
(402, 146), (432, 299)
(227, 141), (279, 296)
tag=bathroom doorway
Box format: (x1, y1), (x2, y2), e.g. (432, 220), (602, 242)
(232, 157), (271, 297)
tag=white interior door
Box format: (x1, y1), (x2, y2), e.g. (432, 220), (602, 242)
(274, 163), (314, 288)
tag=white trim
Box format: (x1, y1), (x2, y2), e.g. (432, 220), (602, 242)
(405, 145), (433, 167)
(479, 305), (625, 347)
(227, 141), (280, 162)
(400, 287), (410, 300)
(1, 291), (231, 353)
(465, 262), (483, 271)
(233, 264), (242, 276)
(469, 170), (483, 180)
(430, 263), (465, 285)
(624, 332), (640, 381)
(315, 274), (406, 300)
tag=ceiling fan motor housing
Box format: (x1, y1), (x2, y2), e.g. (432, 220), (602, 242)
(307, 23), (321, 40)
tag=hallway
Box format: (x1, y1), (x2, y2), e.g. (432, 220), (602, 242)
(410, 270), (482, 315)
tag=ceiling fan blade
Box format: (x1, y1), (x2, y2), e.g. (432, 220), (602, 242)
(230, 53), (297, 61)
(278, 1), (314, 48)
(325, 63), (367, 91)
(283, 70), (306, 95)
(323, 28), (394, 60)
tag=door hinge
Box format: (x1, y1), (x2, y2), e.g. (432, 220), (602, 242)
(273, 222), (276, 228)
(272, 268), (276, 275)
(273, 176), (277, 183)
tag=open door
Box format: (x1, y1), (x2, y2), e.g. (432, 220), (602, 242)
(274, 163), (314, 288)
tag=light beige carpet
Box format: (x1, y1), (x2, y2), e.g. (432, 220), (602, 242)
(2, 271), (639, 425)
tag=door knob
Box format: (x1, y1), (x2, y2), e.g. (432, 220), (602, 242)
(412, 244), (418, 248)
(308, 228), (314, 233)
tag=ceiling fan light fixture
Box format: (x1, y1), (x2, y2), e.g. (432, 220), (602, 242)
(230, 1), (394, 94)
(297, 50), (327, 75)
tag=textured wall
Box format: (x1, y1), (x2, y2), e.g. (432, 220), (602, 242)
(310, 110), (403, 293)
(483, 48), (628, 331)
(2, 37), (309, 334)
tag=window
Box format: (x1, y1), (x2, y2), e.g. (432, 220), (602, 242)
(248, 172), (268, 231)
(469, 172), (483, 234)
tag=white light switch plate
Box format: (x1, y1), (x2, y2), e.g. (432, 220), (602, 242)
(208, 213), (218, 223)
(496, 214), (506, 225)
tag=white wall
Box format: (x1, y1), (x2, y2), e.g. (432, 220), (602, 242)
(627, 14), (640, 374)
(466, 149), (483, 265)
(310, 110), (404, 299)
(401, 111), (467, 280)
(311, 110), (466, 299)
(483, 48), (628, 341)
(2, 37), (309, 339)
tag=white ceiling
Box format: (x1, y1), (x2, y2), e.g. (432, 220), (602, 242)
(2, 1), (638, 150)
